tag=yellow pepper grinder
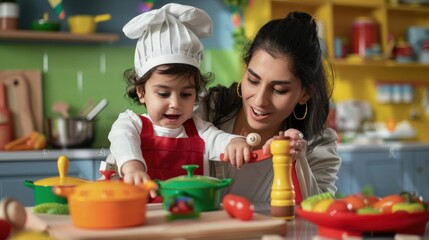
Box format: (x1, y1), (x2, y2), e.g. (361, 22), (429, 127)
(270, 131), (295, 220)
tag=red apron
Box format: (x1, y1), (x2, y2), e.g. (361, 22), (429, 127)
(292, 161), (303, 205)
(139, 116), (205, 180)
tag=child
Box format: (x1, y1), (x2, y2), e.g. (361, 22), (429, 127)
(107, 3), (251, 187)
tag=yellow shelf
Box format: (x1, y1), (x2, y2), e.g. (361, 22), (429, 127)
(387, 4), (429, 13)
(333, 59), (429, 67)
(0, 30), (120, 43)
(246, 0), (429, 142)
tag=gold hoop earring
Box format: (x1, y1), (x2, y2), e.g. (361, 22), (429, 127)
(293, 102), (308, 120)
(236, 81), (242, 98)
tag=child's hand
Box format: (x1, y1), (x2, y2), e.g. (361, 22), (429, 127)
(262, 129), (307, 162)
(122, 160), (157, 198)
(222, 138), (252, 168)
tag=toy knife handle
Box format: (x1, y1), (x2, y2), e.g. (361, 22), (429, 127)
(219, 149), (271, 163)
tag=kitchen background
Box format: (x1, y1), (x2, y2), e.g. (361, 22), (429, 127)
(1, 0), (244, 148)
(1, 0), (429, 149)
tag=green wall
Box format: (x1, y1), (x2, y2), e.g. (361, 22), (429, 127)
(0, 43), (242, 148)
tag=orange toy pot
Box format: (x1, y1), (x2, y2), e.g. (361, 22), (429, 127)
(54, 180), (157, 229)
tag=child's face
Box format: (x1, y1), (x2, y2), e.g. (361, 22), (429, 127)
(138, 67), (197, 129)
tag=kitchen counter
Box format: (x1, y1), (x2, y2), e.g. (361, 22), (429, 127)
(0, 148), (110, 161)
(1, 142), (429, 161)
(0, 149), (111, 206)
(338, 142), (429, 152)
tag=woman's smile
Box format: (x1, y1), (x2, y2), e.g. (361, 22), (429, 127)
(250, 107), (270, 120)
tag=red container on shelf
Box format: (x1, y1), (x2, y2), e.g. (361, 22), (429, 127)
(352, 17), (379, 58)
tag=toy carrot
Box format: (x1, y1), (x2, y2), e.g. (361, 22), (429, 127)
(4, 131), (47, 151)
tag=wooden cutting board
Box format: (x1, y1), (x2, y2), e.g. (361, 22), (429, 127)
(0, 70), (43, 138)
(31, 205), (287, 240)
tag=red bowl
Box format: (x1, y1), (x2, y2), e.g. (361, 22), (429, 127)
(296, 206), (429, 238)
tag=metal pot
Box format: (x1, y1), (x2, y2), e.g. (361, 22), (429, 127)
(45, 117), (94, 149)
(23, 155), (88, 205)
(156, 165), (232, 212)
(53, 180), (157, 229)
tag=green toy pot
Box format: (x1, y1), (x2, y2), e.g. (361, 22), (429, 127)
(32, 19), (61, 31)
(155, 165), (232, 212)
(23, 155), (88, 205)
(24, 180), (67, 205)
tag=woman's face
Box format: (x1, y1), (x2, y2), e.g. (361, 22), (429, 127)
(137, 67), (196, 129)
(240, 49), (309, 131)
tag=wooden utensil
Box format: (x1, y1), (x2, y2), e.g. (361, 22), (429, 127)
(51, 101), (69, 118)
(76, 99), (96, 118)
(0, 70), (42, 138)
(0, 73), (35, 137)
(85, 98), (108, 120)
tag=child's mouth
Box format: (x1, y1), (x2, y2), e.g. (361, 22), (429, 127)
(164, 114), (180, 120)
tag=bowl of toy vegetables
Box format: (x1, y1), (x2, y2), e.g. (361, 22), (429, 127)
(296, 191), (429, 238)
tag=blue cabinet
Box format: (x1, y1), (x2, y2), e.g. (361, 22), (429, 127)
(337, 145), (429, 200)
(402, 150), (429, 200)
(337, 149), (404, 197)
(0, 159), (99, 206)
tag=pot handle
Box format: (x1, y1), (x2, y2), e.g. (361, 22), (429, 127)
(137, 181), (158, 192)
(154, 179), (161, 186)
(23, 180), (35, 189)
(94, 14), (111, 23)
(216, 178), (233, 189)
(52, 185), (75, 197)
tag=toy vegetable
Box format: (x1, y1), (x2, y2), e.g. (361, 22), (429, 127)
(4, 131), (46, 151)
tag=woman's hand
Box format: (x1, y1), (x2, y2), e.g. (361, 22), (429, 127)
(222, 137), (252, 168)
(262, 129), (307, 162)
(122, 160), (157, 198)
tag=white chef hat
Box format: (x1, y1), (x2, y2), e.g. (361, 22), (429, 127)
(123, 3), (213, 77)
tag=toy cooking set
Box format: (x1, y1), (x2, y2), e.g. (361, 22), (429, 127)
(2, 132), (427, 239)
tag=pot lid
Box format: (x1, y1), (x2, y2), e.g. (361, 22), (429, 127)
(70, 180), (156, 202)
(33, 155), (88, 186)
(33, 176), (88, 186)
(157, 165), (227, 189)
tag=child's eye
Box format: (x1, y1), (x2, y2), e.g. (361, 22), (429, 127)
(157, 92), (170, 98)
(181, 92), (193, 98)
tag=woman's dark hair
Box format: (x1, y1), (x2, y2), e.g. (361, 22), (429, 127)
(124, 64), (213, 105)
(203, 11), (334, 139)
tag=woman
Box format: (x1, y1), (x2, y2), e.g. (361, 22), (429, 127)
(199, 11), (341, 211)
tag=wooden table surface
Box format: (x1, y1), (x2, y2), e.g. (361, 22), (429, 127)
(26, 204), (311, 240)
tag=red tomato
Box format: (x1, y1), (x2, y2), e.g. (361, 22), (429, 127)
(222, 194), (237, 218)
(341, 195), (366, 211)
(0, 219), (12, 240)
(373, 194), (405, 214)
(222, 194), (254, 221)
(327, 200), (350, 216)
(363, 196), (381, 207)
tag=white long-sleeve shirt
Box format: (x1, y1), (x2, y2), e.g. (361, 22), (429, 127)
(108, 110), (241, 176)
